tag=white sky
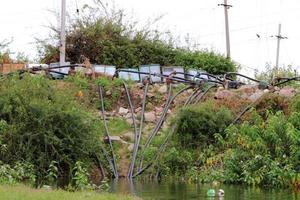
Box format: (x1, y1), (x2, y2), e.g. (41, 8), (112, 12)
(1, 0), (300, 74)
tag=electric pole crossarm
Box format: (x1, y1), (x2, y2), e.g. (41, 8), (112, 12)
(270, 24), (288, 74)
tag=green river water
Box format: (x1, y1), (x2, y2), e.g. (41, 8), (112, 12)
(110, 179), (299, 200)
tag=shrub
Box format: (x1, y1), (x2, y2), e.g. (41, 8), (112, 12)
(224, 111), (300, 187)
(37, 2), (236, 75)
(0, 74), (104, 187)
(174, 101), (233, 148)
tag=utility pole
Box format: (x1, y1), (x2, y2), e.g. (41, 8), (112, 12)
(218, 0), (232, 59)
(271, 24), (288, 75)
(59, 0), (66, 67)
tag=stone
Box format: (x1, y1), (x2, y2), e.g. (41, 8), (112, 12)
(136, 83), (144, 88)
(135, 107), (142, 113)
(158, 85), (168, 93)
(248, 90), (264, 102)
(118, 107), (129, 115)
(237, 85), (256, 95)
(125, 113), (132, 119)
(121, 132), (135, 142)
(214, 90), (235, 99)
(277, 87), (295, 98)
(155, 107), (164, 115)
(104, 136), (128, 144)
(126, 118), (134, 126)
(104, 136), (121, 143)
(144, 112), (156, 123)
(147, 93), (155, 98)
(105, 90), (112, 96)
(127, 143), (134, 152)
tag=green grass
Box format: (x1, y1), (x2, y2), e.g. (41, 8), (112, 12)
(0, 185), (137, 200)
(108, 118), (131, 135)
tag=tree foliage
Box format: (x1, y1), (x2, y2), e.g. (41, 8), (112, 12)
(38, 2), (236, 74)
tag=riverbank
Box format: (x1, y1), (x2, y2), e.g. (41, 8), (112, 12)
(0, 185), (137, 200)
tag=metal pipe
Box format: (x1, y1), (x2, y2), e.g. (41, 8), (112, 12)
(122, 81), (139, 179)
(137, 85), (193, 171)
(273, 76), (300, 86)
(183, 87), (202, 106)
(98, 85), (118, 178)
(137, 83), (173, 171)
(193, 84), (218, 104)
(128, 82), (149, 178)
(134, 84), (213, 177)
(225, 72), (260, 83)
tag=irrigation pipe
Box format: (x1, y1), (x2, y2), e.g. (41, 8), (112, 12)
(128, 82), (149, 178)
(98, 85), (119, 178)
(122, 80), (139, 179)
(137, 85), (193, 171)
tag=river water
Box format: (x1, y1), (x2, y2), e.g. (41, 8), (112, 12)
(109, 179), (299, 200)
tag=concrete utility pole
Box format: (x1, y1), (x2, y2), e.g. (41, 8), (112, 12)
(272, 24), (288, 74)
(218, 0), (232, 59)
(59, 0), (66, 67)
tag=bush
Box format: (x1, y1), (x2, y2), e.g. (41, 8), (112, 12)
(224, 111), (300, 187)
(0, 74), (104, 187)
(174, 101), (233, 148)
(37, 2), (236, 75)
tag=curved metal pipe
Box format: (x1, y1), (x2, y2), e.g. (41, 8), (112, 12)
(137, 85), (193, 171)
(193, 84), (218, 104)
(273, 76), (300, 86)
(225, 72), (260, 83)
(133, 84), (214, 177)
(98, 85), (119, 178)
(128, 82), (149, 178)
(183, 87), (201, 106)
(122, 81), (139, 179)
(137, 83), (173, 171)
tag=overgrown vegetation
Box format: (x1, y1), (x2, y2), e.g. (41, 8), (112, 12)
(158, 94), (300, 188)
(0, 74), (106, 188)
(38, 2), (236, 74)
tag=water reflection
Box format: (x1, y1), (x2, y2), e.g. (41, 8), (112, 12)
(109, 179), (299, 200)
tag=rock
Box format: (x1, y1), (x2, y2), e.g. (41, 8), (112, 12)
(158, 85), (168, 93)
(214, 90), (235, 99)
(125, 113), (132, 119)
(104, 136), (127, 144)
(136, 83), (144, 88)
(155, 107), (164, 116)
(237, 85), (256, 95)
(248, 90), (264, 102)
(119, 107), (129, 115)
(104, 136), (121, 143)
(127, 143), (134, 152)
(135, 107), (142, 113)
(144, 112), (156, 123)
(147, 93), (155, 98)
(105, 90), (112, 96)
(277, 87), (295, 98)
(126, 118), (134, 126)
(121, 132), (135, 142)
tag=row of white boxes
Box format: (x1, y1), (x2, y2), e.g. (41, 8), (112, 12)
(45, 63), (209, 82)
(92, 64), (209, 82)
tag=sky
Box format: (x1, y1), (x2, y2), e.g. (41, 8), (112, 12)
(1, 0), (300, 75)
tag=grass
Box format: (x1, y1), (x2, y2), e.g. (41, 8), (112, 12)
(0, 185), (137, 200)
(108, 118), (131, 135)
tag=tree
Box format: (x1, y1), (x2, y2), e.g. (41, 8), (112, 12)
(38, 1), (236, 74)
